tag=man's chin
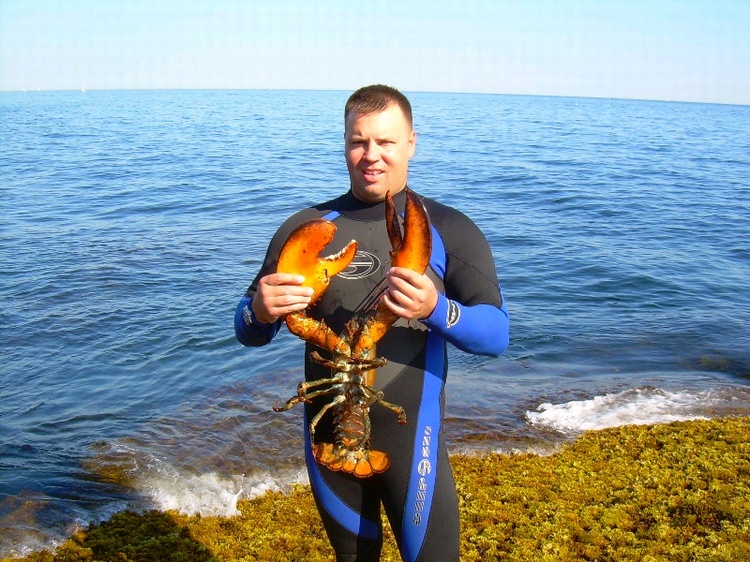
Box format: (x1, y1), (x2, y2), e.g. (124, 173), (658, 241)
(351, 185), (387, 203)
(351, 183), (407, 203)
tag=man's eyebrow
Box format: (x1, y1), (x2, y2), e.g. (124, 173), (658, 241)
(346, 132), (398, 143)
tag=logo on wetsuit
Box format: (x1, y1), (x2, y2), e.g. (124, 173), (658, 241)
(446, 300), (460, 329)
(412, 425), (433, 526)
(338, 251), (381, 280)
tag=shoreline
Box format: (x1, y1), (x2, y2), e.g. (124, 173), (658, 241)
(4, 416), (749, 561)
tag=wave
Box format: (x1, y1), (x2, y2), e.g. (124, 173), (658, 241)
(525, 386), (744, 434)
(138, 466), (309, 518)
(83, 439), (309, 519)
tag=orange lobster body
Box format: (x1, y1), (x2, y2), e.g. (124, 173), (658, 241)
(273, 189), (432, 477)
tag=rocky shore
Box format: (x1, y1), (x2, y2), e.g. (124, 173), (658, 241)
(6, 416), (749, 562)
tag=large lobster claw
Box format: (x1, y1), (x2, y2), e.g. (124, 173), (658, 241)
(276, 219), (357, 303)
(348, 189), (432, 359)
(276, 219), (357, 355)
(387, 189), (432, 273)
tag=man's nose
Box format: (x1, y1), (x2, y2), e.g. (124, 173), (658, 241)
(363, 141), (379, 161)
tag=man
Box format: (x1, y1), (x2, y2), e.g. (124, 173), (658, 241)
(235, 85), (509, 562)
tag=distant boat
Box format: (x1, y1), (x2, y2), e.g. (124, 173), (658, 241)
(81, 85), (86, 92)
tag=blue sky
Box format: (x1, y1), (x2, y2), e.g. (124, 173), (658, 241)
(1, 0), (748, 104)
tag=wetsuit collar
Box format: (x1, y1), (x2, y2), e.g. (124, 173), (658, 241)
(336, 187), (409, 221)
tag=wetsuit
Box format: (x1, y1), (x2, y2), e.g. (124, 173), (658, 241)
(235, 188), (509, 561)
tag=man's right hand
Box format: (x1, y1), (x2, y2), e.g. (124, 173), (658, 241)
(250, 273), (314, 324)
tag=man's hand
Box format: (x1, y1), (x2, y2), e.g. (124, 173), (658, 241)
(251, 273), (314, 324)
(382, 267), (438, 321)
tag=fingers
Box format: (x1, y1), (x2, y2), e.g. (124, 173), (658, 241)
(252, 273), (314, 324)
(383, 267), (438, 320)
(252, 267), (437, 324)
(264, 272), (306, 287)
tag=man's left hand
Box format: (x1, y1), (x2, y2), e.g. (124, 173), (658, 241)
(383, 267), (438, 320)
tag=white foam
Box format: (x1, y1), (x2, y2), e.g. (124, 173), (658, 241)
(138, 463), (309, 517)
(525, 387), (714, 434)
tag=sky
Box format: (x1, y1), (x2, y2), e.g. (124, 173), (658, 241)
(1, 0), (748, 105)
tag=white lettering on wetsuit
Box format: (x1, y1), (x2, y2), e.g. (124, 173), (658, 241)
(412, 425), (433, 526)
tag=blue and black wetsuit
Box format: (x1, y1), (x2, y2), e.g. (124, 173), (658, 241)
(236, 188), (509, 562)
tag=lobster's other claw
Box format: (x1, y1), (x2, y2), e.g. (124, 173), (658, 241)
(276, 219), (357, 304)
(349, 190), (432, 359)
(388, 189), (432, 274)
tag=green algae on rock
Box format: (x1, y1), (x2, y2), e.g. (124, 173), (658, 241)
(453, 416), (750, 561)
(5, 417), (749, 562)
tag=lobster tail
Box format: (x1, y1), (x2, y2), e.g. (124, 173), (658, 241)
(312, 442), (390, 477)
(310, 390), (394, 477)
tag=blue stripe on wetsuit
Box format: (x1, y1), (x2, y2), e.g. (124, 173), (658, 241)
(401, 331), (445, 561)
(399, 224), (449, 561)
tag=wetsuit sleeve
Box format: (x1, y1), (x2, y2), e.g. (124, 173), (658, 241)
(422, 199), (510, 357)
(234, 233), (283, 348)
(234, 295), (281, 346)
(421, 293), (509, 356)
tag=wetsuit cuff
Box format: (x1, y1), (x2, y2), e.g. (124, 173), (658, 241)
(235, 296), (281, 347)
(422, 293), (458, 331)
(242, 298), (272, 327)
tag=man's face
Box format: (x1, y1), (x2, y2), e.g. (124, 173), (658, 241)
(345, 104), (416, 203)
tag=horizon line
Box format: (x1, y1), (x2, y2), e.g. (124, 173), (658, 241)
(1, 86), (747, 108)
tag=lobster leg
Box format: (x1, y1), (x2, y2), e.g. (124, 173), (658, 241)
(308, 394), (346, 442)
(272, 395), (305, 413)
(309, 351), (385, 372)
(366, 389), (407, 425)
(272, 384), (340, 413)
(297, 376), (341, 395)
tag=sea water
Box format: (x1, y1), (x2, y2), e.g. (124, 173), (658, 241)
(1, 90), (749, 555)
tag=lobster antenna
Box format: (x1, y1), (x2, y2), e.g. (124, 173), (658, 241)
(352, 277), (389, 318)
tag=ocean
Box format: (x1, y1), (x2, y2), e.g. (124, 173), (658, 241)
(1, 89), (748, 556)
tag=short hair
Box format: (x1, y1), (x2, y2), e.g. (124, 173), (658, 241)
(344, 84), (413, 128)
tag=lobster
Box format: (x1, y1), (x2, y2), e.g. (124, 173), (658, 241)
(272, 189), (432, 477)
